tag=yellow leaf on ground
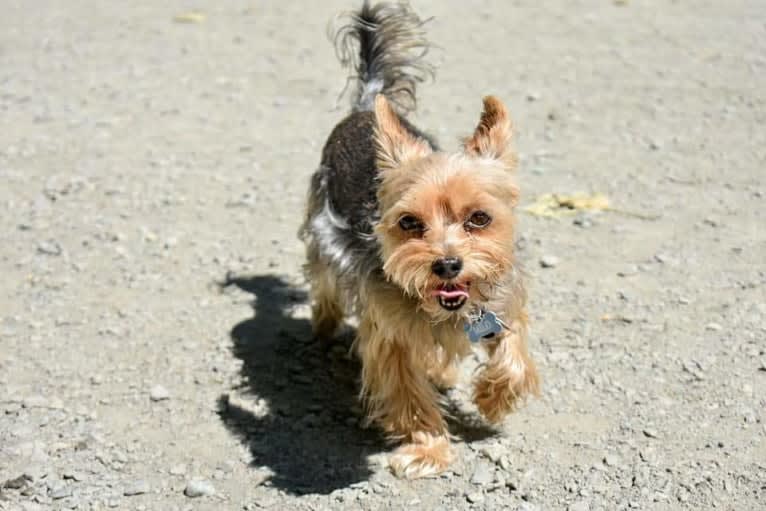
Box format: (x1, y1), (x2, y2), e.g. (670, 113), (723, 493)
(523, 193), (610, 218)
(174, 11), (205, 24)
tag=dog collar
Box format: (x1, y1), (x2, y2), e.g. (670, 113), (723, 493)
(464, 307), (509, 343)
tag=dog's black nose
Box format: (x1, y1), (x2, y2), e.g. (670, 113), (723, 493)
(431, 257), (463, 279)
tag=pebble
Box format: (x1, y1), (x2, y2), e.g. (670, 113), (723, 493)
(37, 240), (62, 256)
(184, 479), (215, 498)
(617, 265), (639, 277)
(705, 322), (722, 332)
(123, 480), (150, 496)
(23, 395), (49, 408)
(573, 214), (594, 228)
(569, 501), (590, 511)
(169, 464), (186, 476)
(49, 483), (72, 500)
(603, 454), (621, 467)
(470, 461), (495, 485)
(3, 474), (32, 489)
(62, 471), (85, 482)
(466, 491), (484, 504)
(479, 444), (505, 463)
(643, 428), (658, 439)
(150, 385), (170, 401)
(540, 255), (559, 268)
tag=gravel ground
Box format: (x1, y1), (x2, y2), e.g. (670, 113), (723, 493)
(1, 1), (765, 510)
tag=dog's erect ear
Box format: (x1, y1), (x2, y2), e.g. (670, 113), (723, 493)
(374, 95), (432, 171)
(463, 96), (516, 167)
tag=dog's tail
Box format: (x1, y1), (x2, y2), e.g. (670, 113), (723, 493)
(332, 1), (433, 115)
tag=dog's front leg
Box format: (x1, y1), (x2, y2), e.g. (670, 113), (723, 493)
(357, 316), (452, 478)
(473, 312), (540, 423)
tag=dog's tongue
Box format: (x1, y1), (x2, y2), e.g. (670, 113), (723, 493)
(431, 284), (469, 299)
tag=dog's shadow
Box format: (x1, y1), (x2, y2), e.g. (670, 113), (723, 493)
(217, 273), (496, 495)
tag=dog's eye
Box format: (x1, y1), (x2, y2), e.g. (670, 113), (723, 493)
(398, 215), (424, 232)
(466, 210), (492, 229)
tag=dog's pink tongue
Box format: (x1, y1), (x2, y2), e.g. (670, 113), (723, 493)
(432, 287), (469, 299)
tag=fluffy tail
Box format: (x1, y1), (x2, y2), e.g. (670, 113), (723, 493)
(332, 1), (433, 114)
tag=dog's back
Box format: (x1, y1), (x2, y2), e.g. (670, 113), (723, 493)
(301, 1), (434, 292)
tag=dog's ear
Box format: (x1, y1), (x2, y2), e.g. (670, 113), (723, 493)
(463, 96), (516, 168)
(374, 95), (432, 170)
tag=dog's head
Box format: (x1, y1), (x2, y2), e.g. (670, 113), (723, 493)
(373, 95), (520, 320)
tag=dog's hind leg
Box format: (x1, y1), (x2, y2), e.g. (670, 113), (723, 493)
(306, 255), (345, 341)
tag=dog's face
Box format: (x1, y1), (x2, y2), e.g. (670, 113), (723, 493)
(373, 95), (520, 320)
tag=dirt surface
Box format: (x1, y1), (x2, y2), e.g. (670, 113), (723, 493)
(1, 1), (765, 510)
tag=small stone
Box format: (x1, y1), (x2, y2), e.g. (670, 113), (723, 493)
(184, 479), (215, 498)
(498, 455), (513, 472)
(569, 501), (590, 511)
(113, 450), (129, 463)
(62, 471), (85, 482)
(470, 461), (495, 485)
(150, 385), (170, 402)
(23, 395), (49, 408)
(540, 255), (559, 268)
(682, 360), (705, 381)
(170, 464), (186, 476)
(573, 214), (594, 228)
(37, 240), (62, 256)
(124, 480), (149, 496)
(3, 474), (32, 489)
(603, 454), (621, 467)
(479, 444), (505, 463)
(617, 265), (638, 277)
(517, 503), (538, 511)
(49, 483), (72, 500)
(643, 429), (658, 439)
(705, 322), (722, 332)
(466, 491), (484, 503)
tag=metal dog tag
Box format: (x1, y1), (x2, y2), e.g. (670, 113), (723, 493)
(464, 310), (504, 343)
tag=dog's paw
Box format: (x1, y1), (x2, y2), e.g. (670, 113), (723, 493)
(473, 362), (539, 423)
(388, 432), (452, 479)
(473, 375), (517, 424)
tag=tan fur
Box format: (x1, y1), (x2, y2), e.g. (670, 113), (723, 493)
(307, 261), (345, 340)
(473, 311), (541, 422)
(389, 431), (453, 479)
(463, 96), (518, 169)
(306, 94), (539, 479)
(374, 95), (433, 171)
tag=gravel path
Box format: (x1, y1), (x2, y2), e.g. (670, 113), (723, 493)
(1, 1), (764, 510)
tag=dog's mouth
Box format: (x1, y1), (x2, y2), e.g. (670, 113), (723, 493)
(431, 282), (470, 311)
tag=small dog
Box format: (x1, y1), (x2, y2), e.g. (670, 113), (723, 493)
(300, 1), (539, 478)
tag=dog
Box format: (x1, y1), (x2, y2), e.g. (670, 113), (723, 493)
(299, 1), (540, 479)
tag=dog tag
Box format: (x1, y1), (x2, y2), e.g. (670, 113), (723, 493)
(464, 310), (504, 343)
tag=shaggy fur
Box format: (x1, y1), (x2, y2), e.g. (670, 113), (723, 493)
(299, 1), (540, 478)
